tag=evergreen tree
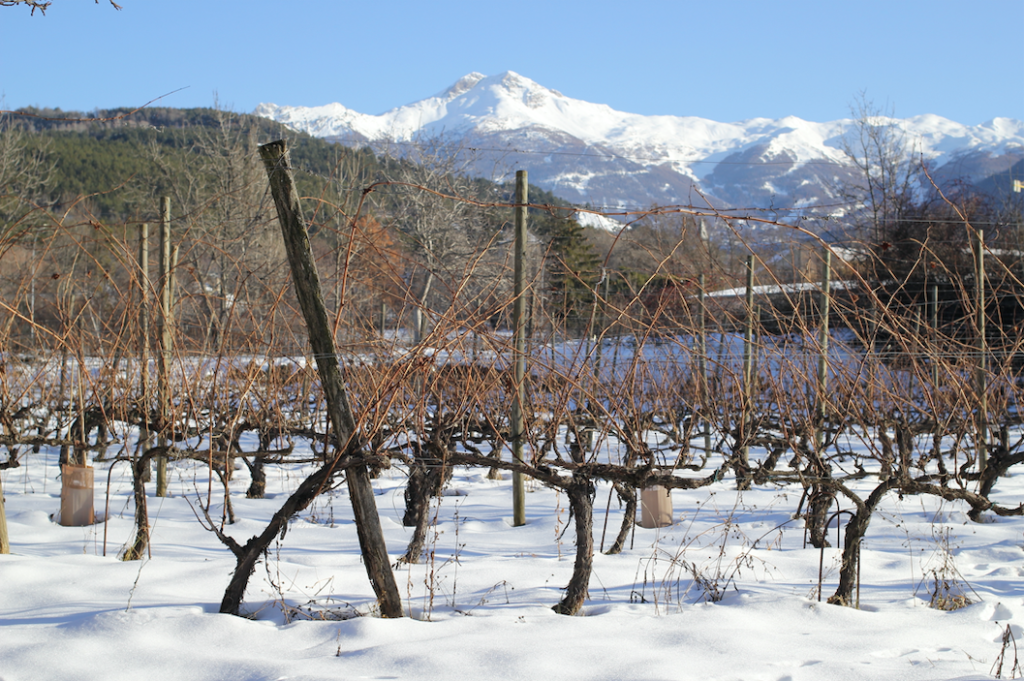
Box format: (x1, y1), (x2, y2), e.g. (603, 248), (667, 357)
(535, 211), (601, 336)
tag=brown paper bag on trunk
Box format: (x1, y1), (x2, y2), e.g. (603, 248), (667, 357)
(60, 464), (94, 527)
(639, 485), (672, 528)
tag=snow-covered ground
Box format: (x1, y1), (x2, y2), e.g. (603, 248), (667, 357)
(2, 428), (1023, 681)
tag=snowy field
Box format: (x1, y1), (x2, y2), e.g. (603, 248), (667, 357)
(2, 433), (1024, 681)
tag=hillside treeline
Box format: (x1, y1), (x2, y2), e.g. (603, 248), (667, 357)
(0, 106), (626, 351)
(1, 104), (1023, 357)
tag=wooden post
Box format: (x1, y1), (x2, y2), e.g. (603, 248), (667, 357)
(511, 170), (528, 528)
(136, 224), (152, 480)
(976, 229), (988, 474)
(931, 284), (939, 390)
(593, 270), (610, 377)
(259, 140), (402, 618)
(738, 254), (755, 489)
(29, 235), (37, 344)
(0, 474), (9, 553)
(57, 299), (69, 462)
(815, 249), (831, 452)
(156, 199), (172, 497)
(138, 224), (151, 405)
(74, 316), (87, 466)
(698, 274), (711, 456)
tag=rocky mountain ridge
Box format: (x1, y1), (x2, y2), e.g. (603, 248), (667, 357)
(255, 71), (1024, 221)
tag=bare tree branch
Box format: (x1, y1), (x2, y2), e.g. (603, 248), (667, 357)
(2, 0), (121, 15)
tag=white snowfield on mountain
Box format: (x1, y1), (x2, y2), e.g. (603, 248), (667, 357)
(255, 70), (1024, 182)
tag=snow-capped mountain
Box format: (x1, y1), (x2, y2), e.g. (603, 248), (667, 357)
(255, 71), (1024, 218)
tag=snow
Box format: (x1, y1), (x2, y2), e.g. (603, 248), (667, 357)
(3, 410), (1024, 679)
(708, 280), (854, 299)
(253, 71), (1024, 184)
(574, 210), (624, 233)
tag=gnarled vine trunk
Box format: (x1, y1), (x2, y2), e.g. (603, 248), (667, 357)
(604, 481), (635, 556)
(553, 473), (595, 615)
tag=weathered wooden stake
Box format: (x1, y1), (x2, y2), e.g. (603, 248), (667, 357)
(0, 474), (9, 554)
(738, 254), (755, 489)
(74, 318), (87, 466)
(976, 229), (988, 473)
(593, 270), (610, 377)
(931, 284), (939, 390)
(512, 170), (528, 527)
(57, 301), (70, 462)
(815, 249), (831, 452)
(156, 198), (172, 497)
(137, 223), (152, 482)
(698, 274), (711, 456)
(259, 140), (402, 617)
(138, 223), (151, 409)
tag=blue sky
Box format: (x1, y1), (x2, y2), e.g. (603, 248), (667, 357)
(1, 0), (1021, 125)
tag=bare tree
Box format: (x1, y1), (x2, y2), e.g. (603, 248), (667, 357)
(0, 114), (53, 220)
(1, 0), (121, 15)
(0, 112), (55, 348)
(381, 137), (506, 343)
(144, 106), (283, 353)
(834, 94), (922, 245)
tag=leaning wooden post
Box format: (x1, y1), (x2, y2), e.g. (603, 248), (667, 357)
(975, 229), (988, 474)
(258, 140), (402, 618)
(814, 249), (831, 452)
(511, 169), (528, 528)
(156, 199), (172, 497)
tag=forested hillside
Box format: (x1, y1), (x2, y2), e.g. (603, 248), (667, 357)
(10, 107), (392, 218)
(0, 106), (622, 350)
(2, 104), (1022, 353)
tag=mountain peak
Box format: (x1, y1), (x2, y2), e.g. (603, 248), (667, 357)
(486, 70), (564, 99)
(254, 73), (1024, 214)
(436, 71), (566, 109)
(437, 72), (486, 101)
